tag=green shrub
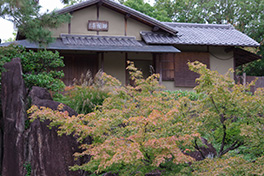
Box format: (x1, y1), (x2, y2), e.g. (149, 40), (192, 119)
(56, 86), (109, 114)
(0, 44), (65, 92)
(192, 155), (264, 175)
(163, 90), (205, 101)
(23, 162), (31, 176)
(54, 70), (111, 114)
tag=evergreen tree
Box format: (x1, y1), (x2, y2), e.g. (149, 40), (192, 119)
(0, 0), (71, 46)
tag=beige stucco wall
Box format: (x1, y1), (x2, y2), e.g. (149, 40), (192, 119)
(127, 18), (152, 40)
(127, 53), (152, 60)
(102, 52), (154, 84)
(51, 23), (68, 38)
(209, 46), (234, 76)
(71, 6), (97, 35)
(162, 81), (194, 91)
(98, 6), (125, 36)
(104, 52), (126, 84)
(175, 45), (234, 75)
(50, 5), (152, 39)
(162, 45), (234, 91)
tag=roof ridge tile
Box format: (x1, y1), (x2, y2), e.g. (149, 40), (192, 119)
(163, 22), (234, 30)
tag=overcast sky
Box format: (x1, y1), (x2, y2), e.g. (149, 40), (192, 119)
(0, 0), (64, 42)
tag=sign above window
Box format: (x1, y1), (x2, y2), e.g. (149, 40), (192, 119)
(88, 20), (109, 32)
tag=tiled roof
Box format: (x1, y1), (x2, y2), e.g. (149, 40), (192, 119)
(141, 22), (259, 47)
(56, 0), (177, 35)
(0, 37), (180, 53)
(61, 34), (142, 47)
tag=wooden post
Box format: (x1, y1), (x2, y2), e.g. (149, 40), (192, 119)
(243, 72), (246, 86)
(152, 53), (156, 74)
(96, 3), (100, 35)
(125, 52), (128, 85)
(68, 12), (72, 34)
(124, 14), (130, 36)
(158, 54), (162, 84)
(124, 17), (127, 36)
(101, 52), (104, 72)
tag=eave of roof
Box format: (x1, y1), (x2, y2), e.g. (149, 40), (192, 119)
(0, 38), (180, 53)
(55, 0), (177, 35)
(234, 48), (262, 67)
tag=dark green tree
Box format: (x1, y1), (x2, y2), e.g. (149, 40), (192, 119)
(0, 44), (65, 92)
(122, 0), (171, 22)
(0, 0), (72, 91)
(0, 0), (71, 46)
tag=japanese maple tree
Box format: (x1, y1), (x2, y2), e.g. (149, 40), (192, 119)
(28, 61), (264, 175)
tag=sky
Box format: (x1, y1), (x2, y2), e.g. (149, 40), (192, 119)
(0, 0), (65, 42)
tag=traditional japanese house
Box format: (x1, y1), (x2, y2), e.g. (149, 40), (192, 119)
(1, 0), (260, 90)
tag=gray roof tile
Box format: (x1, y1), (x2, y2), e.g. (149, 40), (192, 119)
(141, 22), (259, 47)
(0, 37), (180, 53)
(61, 34), (142, 47)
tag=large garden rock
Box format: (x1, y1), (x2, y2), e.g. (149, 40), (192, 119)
(1, 58), (89, 176)
(27, 119), (84, 176)
(29, 86), (53, 101)
(1, 58), (27, 175)
(28, 86), (84, 176)
(29, 86), (77, 116)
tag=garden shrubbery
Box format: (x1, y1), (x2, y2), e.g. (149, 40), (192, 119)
(163, 90), (204, 101)
(55, 71), (110, 114)
(57, 86), (109, 114)
(0, 44), (66, 124)
(0, 44), (65, 92)
(28, 61), (264, 175)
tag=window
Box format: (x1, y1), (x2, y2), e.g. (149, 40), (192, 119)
(156, 52), (210, 87)
(174, 52), (209, 87)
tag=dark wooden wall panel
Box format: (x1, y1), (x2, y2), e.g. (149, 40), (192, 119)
(157, 53), (175, 81)
(174, 52), (210, 87)
(60, 54), (98, 85)
(156, 52), (210, 87)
